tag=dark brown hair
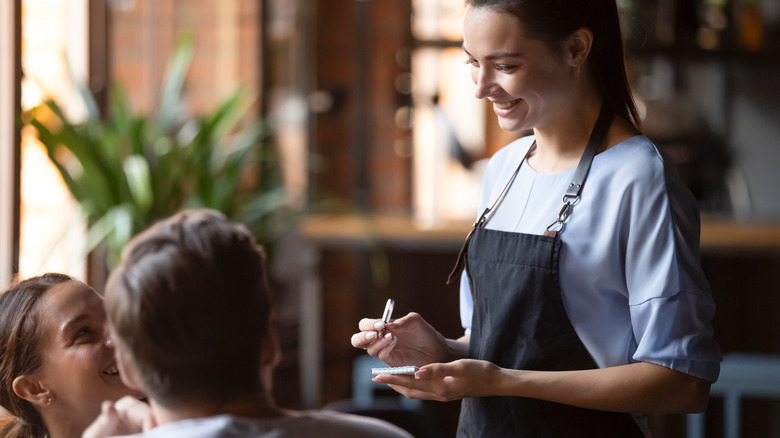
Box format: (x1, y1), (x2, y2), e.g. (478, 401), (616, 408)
(0, 273), (73, 438)
(465, 0), (642, 130)
(105, 209), (272, 407)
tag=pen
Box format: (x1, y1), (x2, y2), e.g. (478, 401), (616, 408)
(378, 298), (394, 339)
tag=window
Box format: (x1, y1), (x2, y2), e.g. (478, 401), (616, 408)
(411, 0), (519, 226)
(0, 0), (20, 288)
(18, 0), (89, 279)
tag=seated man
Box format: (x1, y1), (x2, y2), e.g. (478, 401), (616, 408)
(84, 209), (411, 438)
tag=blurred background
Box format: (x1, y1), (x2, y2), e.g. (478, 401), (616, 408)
(1, 0), (779, 436)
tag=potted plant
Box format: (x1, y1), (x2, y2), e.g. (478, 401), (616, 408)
(24, 36), (293, 270)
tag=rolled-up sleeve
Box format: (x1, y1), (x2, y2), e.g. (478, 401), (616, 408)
(625, 150), (721, 383)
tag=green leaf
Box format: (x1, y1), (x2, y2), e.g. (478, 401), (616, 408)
(123, 155), (153, 213)
(157, 32), (194, 133)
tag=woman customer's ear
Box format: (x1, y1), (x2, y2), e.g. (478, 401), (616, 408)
(12, 374), (53, 407)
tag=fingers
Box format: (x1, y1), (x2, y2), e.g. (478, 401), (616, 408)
(350, 325), (380, 346)
(352, 318), (386, 348)
(358, 318), (382, 331)
(386, 383), (449, 402)
(414, 362), (449, 380)
(350, 329), (379, 349)
(357, 312), (419, 334)
(351, 329), (397, 358)
(371, 375), (450, 402)
(82, 400), (119, 438)
(113, 395), (142, 411)
(372, 373), (414, 385)
(386, 311), (420, 329)
(352, 312), (422, 355)
(366, 333), (396, 357)
(352, 317), (397, 347)
(110, 395), (153, 434)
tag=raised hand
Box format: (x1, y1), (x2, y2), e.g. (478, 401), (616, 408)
(82, 396), (155, 438)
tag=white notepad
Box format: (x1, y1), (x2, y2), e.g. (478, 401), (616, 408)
(371, 365), (420, 375)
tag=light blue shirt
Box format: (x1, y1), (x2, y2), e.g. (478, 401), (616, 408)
(460, 135), (721, 383)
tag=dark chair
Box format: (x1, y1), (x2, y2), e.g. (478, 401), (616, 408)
(687, 353), (780, 438)
(323, 355), (449, 438)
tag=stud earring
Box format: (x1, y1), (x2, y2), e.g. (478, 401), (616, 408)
(46, 396), (52, 405)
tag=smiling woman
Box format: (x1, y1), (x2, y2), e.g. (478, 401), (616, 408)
(352, 1), (720, 437)
(0, 273), (142, 438)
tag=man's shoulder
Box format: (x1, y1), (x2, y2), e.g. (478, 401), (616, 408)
(285, 410), (413, 437)
(124, 412), (412, 438)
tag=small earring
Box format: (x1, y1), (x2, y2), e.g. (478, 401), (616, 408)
(46, 396), (52, 405)
(105, 337), (113, 347)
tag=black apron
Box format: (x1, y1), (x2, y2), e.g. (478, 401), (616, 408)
(449, 107), (644, 437)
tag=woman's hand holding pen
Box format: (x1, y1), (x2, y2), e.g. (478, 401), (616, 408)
(372, 359), (504, 402)
(350, 312), (461, 367)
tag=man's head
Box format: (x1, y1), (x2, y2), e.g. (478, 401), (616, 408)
(105, 209), (275, 407)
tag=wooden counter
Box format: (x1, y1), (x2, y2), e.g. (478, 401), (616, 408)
(299, 215), (470, 249)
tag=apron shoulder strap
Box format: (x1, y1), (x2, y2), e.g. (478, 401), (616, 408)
(545, 105), (614, 237)
(446, 141), (535, 285)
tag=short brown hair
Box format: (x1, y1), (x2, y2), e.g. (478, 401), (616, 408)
(105, 210), (271, 406)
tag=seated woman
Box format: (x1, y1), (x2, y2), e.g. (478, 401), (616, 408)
(0, 273), (143, 438)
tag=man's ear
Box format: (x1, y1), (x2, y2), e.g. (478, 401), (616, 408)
(565, 27), (594, 68)
(259, 326), (282, 393)
(260, 326), (281, 370)
(12, 375), (51, 407)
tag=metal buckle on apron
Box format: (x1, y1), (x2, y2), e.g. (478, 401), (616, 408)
(545, 191), (581, 237)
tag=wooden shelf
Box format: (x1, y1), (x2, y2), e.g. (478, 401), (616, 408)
(700, 216), (780, 253)
(626, 38), (780, 64)
(300, 214), (780, 253)
(299, 214), (470, 250)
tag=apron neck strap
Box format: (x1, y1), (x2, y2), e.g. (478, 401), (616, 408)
(445, 141), (535, 285)
(544, 105), (613, 237)
(447, 104), (614, 283)
(564, 104), (614, 202)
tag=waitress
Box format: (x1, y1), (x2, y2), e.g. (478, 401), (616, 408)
(351, 0), (721, 436)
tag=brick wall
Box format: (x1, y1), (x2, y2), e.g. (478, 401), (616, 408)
(313, 0), (412, 215)
(109, 0), (412, 214)
(109, 0), (260, 116)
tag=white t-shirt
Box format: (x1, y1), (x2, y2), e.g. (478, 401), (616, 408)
(460, 135), (721, 383)
(114, 411), (412, 438)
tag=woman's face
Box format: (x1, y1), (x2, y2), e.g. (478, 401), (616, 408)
(462, 6), (574, 133)
(33, 281), (141, 426)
